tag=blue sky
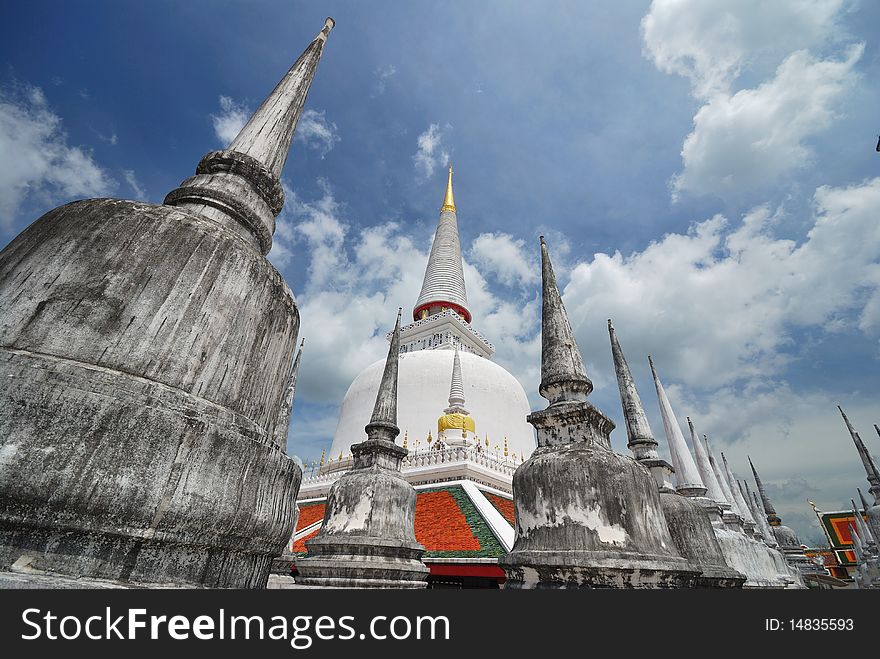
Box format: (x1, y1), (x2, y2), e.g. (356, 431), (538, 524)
(2, 1), (879, 543)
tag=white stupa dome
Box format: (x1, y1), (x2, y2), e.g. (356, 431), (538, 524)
(329, 349), (536, 460)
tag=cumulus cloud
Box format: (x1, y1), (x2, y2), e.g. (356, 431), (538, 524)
(672, 45), (863, 199)
(642, 0), (861, 201)
(211, 95), (249, 145)
(563, 177), (880, 390)
(641, 0), (847, 99)
(470, 232), (539, 287)
(293, 108), (340, 158)
(0, 83), (114, 231)
(413, 123), (450, 180)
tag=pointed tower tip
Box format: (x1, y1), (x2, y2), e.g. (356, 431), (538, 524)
(539, 235), (546, 245)
(319, 17), (335, 39)
(537, 233), (592, 404)
(440, 165), (456, 212)
(607, 318), (613, 330)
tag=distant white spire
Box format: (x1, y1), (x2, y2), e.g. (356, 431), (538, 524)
(705, 436), (735, 511)
(721, 452), (756, 525)
(852, 498), (877, 548)
(850, 523), (865, 563)
(648, 357), (705, 496)
(608, 320), (658, 460)
(444, 346), (469, 415)
(688, 417), (725, 502)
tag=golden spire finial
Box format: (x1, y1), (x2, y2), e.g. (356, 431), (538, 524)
(319, 448), (325, 466)
(440, 165), (456, 213)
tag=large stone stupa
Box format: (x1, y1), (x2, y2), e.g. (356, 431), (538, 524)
(499, 237), (698, 589)
(0, 18), (337, 588)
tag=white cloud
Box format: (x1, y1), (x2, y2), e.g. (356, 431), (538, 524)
(294, 108), (340, 158)
(211, 95), (249, 145)
(123, 169), (146, 200)
(470, 232), (538, 287)
(672, 45), (863, 199)
(371, 64), (397, 98)
(0, 83), (114, 230)
(563, 177), (880, 390)
(642, 0), (861, 201)
(413, 123), (450, 181)
(641, 0), (847, 99)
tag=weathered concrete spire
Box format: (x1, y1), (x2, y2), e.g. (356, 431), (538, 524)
(444, 345), (468, 414)
(859, 487), (871, 512)
(165, 18), (335, 255)
(607, 319), (658, 459)
(705, 436), (735, 511)
(230, 18), (334, 178)
(721, 452), (756, 525)
(750, 490), (778, 545)
(272, 337), (305, 448)
(413, 167), (470, 322)
(538, 237), (593, 406)
(748, 457), (781, 525)
(365, 309), (402, 443)
(839, 406), (880, 502)
(688, 417), (725, 503)
(850, 523), (865, 563)
(295, 308), (427, 589)
(500, 236), (700, 589)
(648, 357), (704, 496)
(852, 498), (877, 547)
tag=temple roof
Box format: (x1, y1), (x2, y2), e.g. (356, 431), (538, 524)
(292, 483), (513, 559)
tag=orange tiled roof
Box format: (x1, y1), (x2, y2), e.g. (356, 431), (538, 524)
(415, 489), (480, 551)
(484, 492), (515, 526)
(291, 485), (506, 558)
(296, 502), (326, 532)
(292, 527), (320, 553)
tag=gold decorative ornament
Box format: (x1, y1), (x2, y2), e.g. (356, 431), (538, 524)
(440, 165), (456, 213)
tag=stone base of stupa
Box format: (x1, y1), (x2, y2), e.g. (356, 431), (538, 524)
(500, 403), (701, 589)
(659, 493), (745, 588)
(295, 536), (428, 588)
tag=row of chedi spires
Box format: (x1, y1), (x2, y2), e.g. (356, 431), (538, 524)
(300, 235), (864, 588)
(0, 16), (873, 589)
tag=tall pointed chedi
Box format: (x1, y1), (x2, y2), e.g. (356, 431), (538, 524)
(838, 406), (880, 541)
(500, 238), (697, 588)
(749, 457), (781, 525)
(437, 345), (476, 445)
(165, 18), (335, 255)
(701, 440), (792, 588)
(689, 418), (726, 505)
(296, 310), (429, 588)
(607, 321), (743, 588)
(0, 19), (336, 587)
(649, 358), (705, 496)
(413, 166), (471, 323)
(705, 437), (738, 515)
(607, 320), (658, 461)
